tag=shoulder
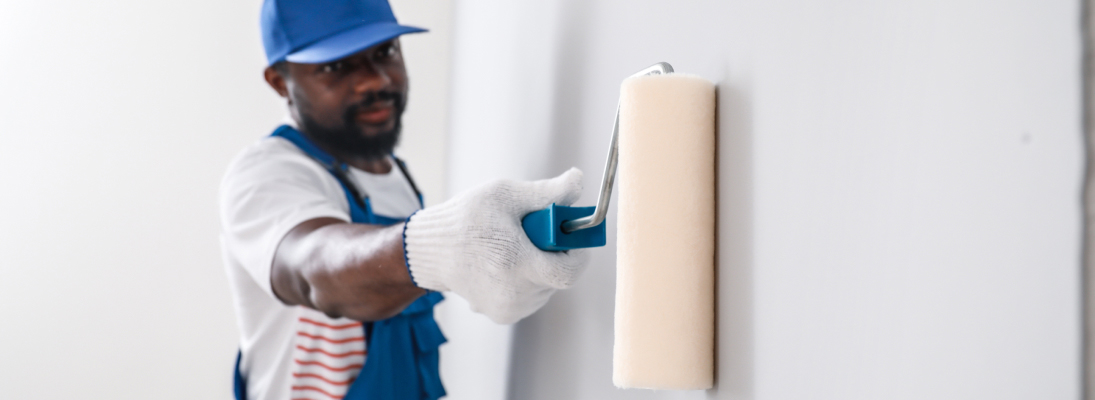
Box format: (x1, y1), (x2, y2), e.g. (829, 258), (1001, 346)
(222, 136), (330, 187)
(218, 135), (349, 217)
(226, 136), (313, 174)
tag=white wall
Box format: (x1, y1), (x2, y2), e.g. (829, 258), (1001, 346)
(448, 0), (1082, 399)
(389, 1), (453, 206)
(0, 0), (1080, 398)
(0, 1), (451, 399)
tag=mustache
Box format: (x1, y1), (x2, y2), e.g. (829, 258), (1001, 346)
(345, 91), (403, 114)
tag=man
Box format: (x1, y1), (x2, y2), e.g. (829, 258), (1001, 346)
(219, 0), (589, 399)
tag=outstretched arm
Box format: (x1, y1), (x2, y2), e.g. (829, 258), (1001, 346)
(267, 168), (592, 325)
(271, 217), (425, 321)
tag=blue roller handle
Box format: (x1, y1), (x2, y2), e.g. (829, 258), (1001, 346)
(521, 204), (607, 251)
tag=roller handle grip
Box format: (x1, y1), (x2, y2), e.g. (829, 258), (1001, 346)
(521, 204), (607, 251)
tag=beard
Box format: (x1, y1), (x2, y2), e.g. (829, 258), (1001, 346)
(298, 91), (405, 160)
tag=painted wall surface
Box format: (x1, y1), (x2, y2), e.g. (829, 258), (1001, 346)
(0, 1), (451, 398)
(448, 1), (1082, 399)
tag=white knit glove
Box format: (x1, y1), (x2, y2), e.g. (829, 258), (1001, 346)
(403, 168), (591, 324)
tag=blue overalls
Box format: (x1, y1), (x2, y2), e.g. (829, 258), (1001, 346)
(234, 125), (447, 400)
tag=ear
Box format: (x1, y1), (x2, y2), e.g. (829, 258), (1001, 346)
(264, 66), (289, 98)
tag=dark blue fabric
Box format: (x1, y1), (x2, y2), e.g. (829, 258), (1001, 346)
(233, 125), (446, 400)
(233, 351), (246, 400)
(344, 292), (446, 400)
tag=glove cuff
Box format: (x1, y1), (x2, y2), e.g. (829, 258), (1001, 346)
(401, 210), (421, 287)
(403, 203), (460, 292)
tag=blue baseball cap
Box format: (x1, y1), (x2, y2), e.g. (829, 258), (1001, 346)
(261, 0), (426, 66)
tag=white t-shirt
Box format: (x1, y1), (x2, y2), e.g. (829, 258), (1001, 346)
(220, 132), (421, 400)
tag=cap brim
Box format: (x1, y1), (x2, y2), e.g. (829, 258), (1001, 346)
(285, 22), (426, 64)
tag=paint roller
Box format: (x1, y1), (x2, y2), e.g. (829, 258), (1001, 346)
(521, 62), (716, 390)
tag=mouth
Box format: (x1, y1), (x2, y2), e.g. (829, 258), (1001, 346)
(356, 100), (395, 125)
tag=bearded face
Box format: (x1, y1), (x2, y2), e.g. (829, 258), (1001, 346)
(274, 39), (410, 161)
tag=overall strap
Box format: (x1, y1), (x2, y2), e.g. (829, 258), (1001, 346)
(271, 125), (373, 222)
(233, 351), (246, 400)
(392, 156), (424, 208)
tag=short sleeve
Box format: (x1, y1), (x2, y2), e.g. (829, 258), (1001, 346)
(219, 137), (350, 299)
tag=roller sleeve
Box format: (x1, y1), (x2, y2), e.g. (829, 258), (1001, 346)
(613, 74), (716, 390)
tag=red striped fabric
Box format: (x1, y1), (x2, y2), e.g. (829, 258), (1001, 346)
(294, 359), (364, 372)
(291, 310), (366, 400)
(292, 372), (355, 385)
(296, 345), (367, 357)
(298, 317), (363, 330)
(296, 332), (365, 344)
(291, 385), (344, 399)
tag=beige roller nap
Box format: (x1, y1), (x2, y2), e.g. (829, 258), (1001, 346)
(614, 73), (716, 390)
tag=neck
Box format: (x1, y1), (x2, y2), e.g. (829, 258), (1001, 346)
(293, 124), (394, 174)
(323, 144), (392, 173)
(347, 157), (393, 174)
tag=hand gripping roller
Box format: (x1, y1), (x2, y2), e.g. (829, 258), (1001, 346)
(520, 62), (675, 251)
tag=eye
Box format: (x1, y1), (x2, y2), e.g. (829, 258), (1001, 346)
(376, 43), (397, 60)
(320, 61), (344, 73)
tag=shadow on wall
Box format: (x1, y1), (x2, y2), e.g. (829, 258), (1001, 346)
(708, 73), (755, 400)
(505, 0), (591, 398)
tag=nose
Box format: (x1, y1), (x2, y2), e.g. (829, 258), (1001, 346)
(351, 60), (391, 94)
